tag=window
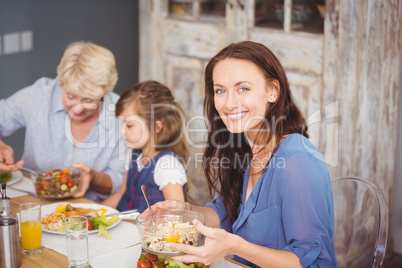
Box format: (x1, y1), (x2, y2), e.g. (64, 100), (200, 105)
(255, 0), (324, 34)
(169, 0), (226, 23)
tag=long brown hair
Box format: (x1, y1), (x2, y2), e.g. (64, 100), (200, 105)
(203, 41), (308, 221)
(116, 80), (189, 165)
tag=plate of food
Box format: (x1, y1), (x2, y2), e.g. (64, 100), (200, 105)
(0, 171), (23, 185)
(41, 203), (121, 238)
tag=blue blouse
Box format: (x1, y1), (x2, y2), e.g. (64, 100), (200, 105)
(206, 134), (338, 267)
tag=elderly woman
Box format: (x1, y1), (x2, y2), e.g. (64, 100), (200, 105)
(0, 41), (126, 202)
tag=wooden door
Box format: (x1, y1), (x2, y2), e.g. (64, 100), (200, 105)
(139, 0), (232, 204)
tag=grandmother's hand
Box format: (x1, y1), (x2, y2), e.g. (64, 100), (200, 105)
(0, 142), (23, 172)
(167, 219), (234, 265)
(72, 162), (91, 198)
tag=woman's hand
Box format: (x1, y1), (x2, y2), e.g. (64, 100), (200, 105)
(167, 219), (235, 265)
(72, 162), (91, 198)
(140, 200), (189, 219)
(0, 141), (23, 172)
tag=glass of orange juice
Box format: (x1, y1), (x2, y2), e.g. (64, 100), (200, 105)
(19, 203), (42, 255)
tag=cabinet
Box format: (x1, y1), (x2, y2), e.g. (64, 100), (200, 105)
(139, 0), (401, 217)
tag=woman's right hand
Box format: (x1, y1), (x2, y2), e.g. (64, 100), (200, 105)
(0, 141), (23, 172)
(140, 200), (189, 219)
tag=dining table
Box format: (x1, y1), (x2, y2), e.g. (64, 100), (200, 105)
(6, 173), (249, 268)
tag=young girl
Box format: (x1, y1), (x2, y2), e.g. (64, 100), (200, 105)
(101, 80), (189, 212)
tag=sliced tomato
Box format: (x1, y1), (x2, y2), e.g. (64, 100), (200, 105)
(87, 219), (94, 230)
(60, 175), (69, 184)
(144, 253), (158, 262)
(137, 259), (151, 268)
(152, 263), (164, 268)
(67, 181), (74, 188)
(35, 183), (44, 192)
(42, 181), (51, 189)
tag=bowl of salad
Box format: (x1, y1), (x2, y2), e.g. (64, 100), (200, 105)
(136, 209), (205, 257)
(33, 168), (81, 199)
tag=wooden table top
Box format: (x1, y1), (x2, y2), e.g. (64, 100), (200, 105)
(10, 194), (249, 268)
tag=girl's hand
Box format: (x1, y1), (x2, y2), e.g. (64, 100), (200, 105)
(167, 219), (234, 265)
(140, 200), (188, 219)
(72, 162), (91, 198)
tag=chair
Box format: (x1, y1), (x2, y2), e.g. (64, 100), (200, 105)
(332, 177), (389, 268)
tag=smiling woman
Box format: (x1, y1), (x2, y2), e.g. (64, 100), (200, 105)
(145, 41), (338, 268)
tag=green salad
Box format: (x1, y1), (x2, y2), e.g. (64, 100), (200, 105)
(137, 253), (211, 268)
(0, 172), (12, 183)
(91, 215), (120, 239)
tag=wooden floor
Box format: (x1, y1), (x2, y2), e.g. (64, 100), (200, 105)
(383, 252), (402, 268)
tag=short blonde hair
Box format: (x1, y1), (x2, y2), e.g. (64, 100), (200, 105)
(57, 41), (118, 99)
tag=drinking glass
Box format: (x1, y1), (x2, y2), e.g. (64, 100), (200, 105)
(19, 203), (42, 255)
(65, 216), (89, 268)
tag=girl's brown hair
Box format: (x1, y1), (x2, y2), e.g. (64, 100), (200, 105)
(203, 41), (308, 221)
(116, 80), (189, 165)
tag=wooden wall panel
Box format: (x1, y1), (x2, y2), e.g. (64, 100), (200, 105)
(336, 0), (360, 178)
(139, 0), (401, 226)
(323, 1), (401, 261)
(324, 0), (401, 205)
(162, 20), (226, 59)
(376, 0), (401, 202)
(321, 0), (340, 175)
(250, 29), (324, 75)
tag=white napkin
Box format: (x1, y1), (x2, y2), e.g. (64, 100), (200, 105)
(89, 243), (142, 268)
(7, 176), (36, 198)
(42, 221), (141, 258)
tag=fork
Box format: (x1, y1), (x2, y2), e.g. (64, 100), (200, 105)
(0, 160), (38, 175)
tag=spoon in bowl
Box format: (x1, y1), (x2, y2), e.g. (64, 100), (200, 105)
(141, 184), (155, 228)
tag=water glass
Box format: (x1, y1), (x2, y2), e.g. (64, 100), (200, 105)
(65, 216), (89, 268)
(19, 203), (42, 255)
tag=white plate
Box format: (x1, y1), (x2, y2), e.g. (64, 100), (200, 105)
(7, 171), (23, 185)
(41, 202), (121, 235)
